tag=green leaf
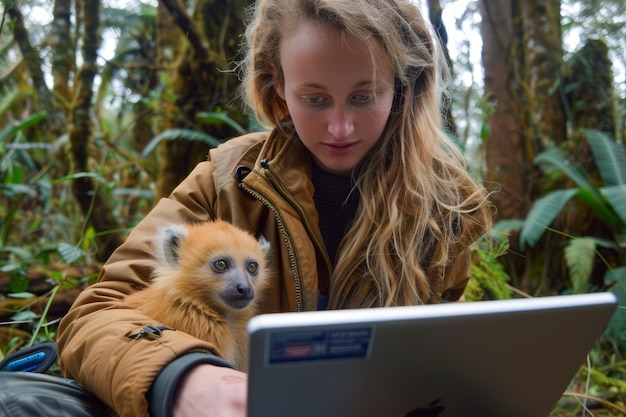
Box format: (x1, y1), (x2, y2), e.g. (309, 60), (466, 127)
(1, 183), (36, 198)
(572, 187), (622, 230)
(564, 237), (596, 294)
(479, 121), (491, 143)
(52, 172), (102, 185)
(142, 128), (224, 157)
(493, 219), (525, 233)
(16, 112), (47, 131)
(11, 310), (38, 322)
(57, 243), (85, 264)
(599, 185), (626, 225)
(50, 270), (64, 282)
(605, 266), (626, 341)
(82, 226), (96, 251)
(0, 112), (47, 142)
(197, 111), (246, 134)
(585, 129), (626, 186)
(534, 147), (594, 192)
(520, 189), (578, 249)
(0, 246), (32, 261)
(0, 87), (24, 118)
(4, 164), (24, 185)
(8, 275), (29, 293)
(8, 292), (36, 299)
(1, 263), (23, 273)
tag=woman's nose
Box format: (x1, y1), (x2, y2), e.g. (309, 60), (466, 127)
(327, 106), (355, 140)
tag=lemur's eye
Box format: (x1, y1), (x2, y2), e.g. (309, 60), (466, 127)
(247, 261), (259, 275)
(212, 259), (229, 272)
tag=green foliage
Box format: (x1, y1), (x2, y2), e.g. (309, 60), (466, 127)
(141, 128), (225, 157)
(141, 111), (246, 157)
(0, 113), (104, 356)
(466, 232), (513, 301)
(520, 129), (626, 251)
(506, 129), (626, 415)
(605, 266), (626, 345)
(564, 237), (599, 294)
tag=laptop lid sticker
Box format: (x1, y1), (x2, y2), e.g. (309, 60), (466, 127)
(268, 327), (373, 364)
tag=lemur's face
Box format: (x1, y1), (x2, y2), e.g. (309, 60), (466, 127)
(209, 254), (263, 310)
(157, 221), (270, 313)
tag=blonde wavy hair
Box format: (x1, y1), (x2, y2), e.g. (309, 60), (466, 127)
(240, 0), (492, 307)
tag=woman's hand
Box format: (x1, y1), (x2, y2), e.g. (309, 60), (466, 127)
(173, 364), (248, 417)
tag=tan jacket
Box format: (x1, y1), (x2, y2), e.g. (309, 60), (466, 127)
(57, 130), (474, 415)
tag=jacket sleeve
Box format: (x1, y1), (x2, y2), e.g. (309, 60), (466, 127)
(56, 161), (226, 417)
(147, 352), (234, 417)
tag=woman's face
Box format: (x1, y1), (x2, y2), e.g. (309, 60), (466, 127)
(275, 21), (395, 176)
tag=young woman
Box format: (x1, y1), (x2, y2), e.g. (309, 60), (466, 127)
(0, 1), (492, 416)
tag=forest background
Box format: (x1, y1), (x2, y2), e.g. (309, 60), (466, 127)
(0, 0), (625, 415)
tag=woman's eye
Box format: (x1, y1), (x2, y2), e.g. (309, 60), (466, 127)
(212, 259), (229, 272)
(305, 96), (326, 105)
(352, 94), (371, 102)
(247, 261), (259, 275)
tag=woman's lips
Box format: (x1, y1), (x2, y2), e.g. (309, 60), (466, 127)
(322, 142), (358, 155)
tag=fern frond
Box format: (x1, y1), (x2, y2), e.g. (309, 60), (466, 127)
(0, 87), (23, 116)
(141, 128), (223, 157)
(599, 185), (626, 225)
(534, 147), (594, 192)
(603, 266), (626, 341)
(564, 237), (596, 294)
(0, 113), (47, 142)
(520, 189), (578, 249)
(585, 129), (626, 186)
(197, 111), (246, 134)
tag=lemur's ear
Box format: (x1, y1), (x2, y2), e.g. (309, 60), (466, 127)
(258, 235), (271, 254)
(155, 224), (187, 266)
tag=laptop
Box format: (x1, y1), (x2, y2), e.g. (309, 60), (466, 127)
(247, 292), (618, 417)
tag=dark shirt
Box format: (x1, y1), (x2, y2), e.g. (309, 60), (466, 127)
(311, 163), (360, 267)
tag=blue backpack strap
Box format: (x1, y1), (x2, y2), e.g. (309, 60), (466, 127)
(0, 342), (57, 373)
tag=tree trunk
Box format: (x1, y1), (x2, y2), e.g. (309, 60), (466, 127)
(479, 0), (529, 222)
(6, 2), (66, 137)
(567, 40), (616, 137)
(68, 0), (123, 260)
(521, 0), (565, 151)
(154, 0), (253, 198)
(427, 0), (457, 137)
(479, 0), (566, 292)
(52, 0), (75, 112)
(563, 39), (621, 287)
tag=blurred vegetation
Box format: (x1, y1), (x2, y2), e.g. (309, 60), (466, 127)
(0, 0), (624, 415)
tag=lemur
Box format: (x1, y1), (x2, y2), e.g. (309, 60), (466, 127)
(124, 220), (270, 371)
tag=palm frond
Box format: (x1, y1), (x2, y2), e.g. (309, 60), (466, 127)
(585, 129), (626, 186)
(534, 147), (594, 192)
(197, 111), (246, 135)
(0, 54), (26, 91)
(101, 2), (149, 32)
(520, 188), (578, 249)
(0, 112), (47, 142)
(574, 187), (624, 230)
(604, 266), (626, 341)
(564, 237), (596, 294)
(0, 87), (23, 116)
(141, 128), (223, 157)
(493, 219), (525, 233)
(599, 185), (626, 225)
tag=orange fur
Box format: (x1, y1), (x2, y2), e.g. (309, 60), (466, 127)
(124, 220), (270, 371)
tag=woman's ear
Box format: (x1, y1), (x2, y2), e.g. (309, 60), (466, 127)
(274, 79), (285, 101)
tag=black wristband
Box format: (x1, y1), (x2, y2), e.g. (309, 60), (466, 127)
(147, 352), (234, 417)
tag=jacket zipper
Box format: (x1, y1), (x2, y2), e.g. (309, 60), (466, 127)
(259, 161), (333, 274)
(239, 181), (303, 312)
